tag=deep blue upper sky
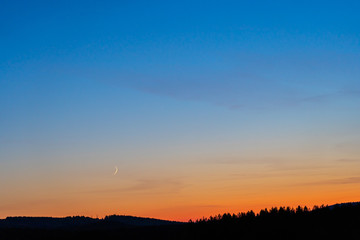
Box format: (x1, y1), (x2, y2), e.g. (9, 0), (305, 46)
(2, 0), (359, 108)
(1, 0), (360, 154)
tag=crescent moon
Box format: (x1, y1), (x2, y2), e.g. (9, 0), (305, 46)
(113, 166), (118, 175)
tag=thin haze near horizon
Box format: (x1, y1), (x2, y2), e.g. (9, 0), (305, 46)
(1, 0), (360, 221)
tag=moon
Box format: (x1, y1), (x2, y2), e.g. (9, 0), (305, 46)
(113, 166), (118, 175)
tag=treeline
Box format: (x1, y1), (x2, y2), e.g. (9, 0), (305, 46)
(184, 203), (360, 239)
(1, 203), (360, 239)
(193, 204), (324, 223)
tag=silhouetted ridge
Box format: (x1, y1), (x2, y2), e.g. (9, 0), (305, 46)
(1, 202), (360, 239)
(328, 201), (360, 210)
(0, 216), (99, 229)
(0, 215), (180, 230)
(103, 215), (179, 226)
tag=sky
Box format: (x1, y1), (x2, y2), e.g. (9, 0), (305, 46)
(1, 0), (360, 221)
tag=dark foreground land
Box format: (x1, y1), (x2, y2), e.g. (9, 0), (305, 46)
(1, 202), (359, 240)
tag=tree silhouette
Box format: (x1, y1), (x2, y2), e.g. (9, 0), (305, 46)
(1, 203), (360, 239)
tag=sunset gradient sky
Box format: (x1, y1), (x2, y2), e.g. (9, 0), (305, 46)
(1, 0), (360, 221)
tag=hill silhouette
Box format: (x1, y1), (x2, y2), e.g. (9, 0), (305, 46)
(1, 202), (360, 239)
(0, 215), (180, 229)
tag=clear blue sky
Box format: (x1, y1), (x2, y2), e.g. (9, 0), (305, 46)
(1, 1), (360, 220)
